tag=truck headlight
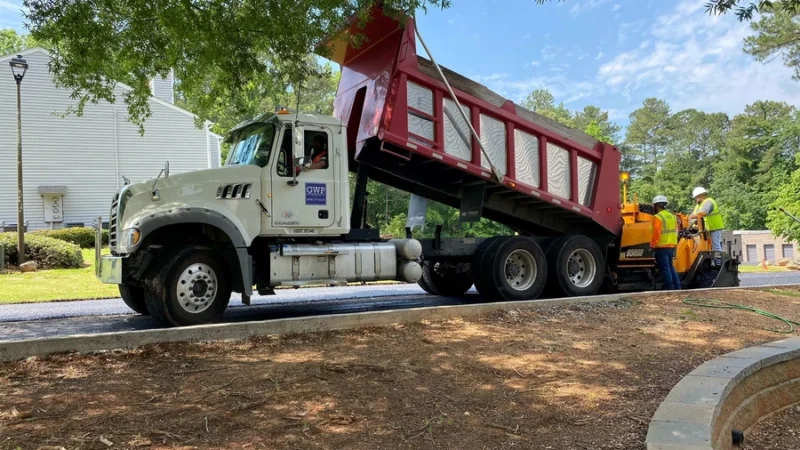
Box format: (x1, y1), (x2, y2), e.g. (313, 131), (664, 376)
(123, 228), (141, 247)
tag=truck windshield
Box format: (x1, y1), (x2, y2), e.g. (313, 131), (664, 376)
(227, 123), (276, 167)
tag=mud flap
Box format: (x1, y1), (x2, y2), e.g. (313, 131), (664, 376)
(406, 194), (428, 232)
(459, 182), (485, 224)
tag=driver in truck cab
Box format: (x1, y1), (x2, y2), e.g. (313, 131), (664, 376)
(302, 134), (328, 171)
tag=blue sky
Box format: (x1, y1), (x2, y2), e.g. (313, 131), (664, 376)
(1, 0), (798, 128)
(413, 0), (800, 126)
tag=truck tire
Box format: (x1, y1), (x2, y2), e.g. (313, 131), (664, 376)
(419, 261), (473, 296)
(480, 236), (548, 301)
(144, 249), (232, 327)
(471, 237), (506, 297)
(545, 236), (604, 297)
(119, 284), (149, 315)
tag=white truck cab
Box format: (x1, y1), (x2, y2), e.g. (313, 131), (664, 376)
(95, 111), (422, 327)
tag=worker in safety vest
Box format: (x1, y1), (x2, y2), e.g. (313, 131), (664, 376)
(302, 134), (328, 171)
(650, 195), (681, 291)
(689, 186), (724, 252)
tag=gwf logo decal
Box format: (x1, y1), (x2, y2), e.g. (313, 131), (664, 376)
(305, 183), (327, 205)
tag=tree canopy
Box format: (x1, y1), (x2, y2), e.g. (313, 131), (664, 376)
(0, 28), (41, 55)
(22, 0), (450, 132)
(532, 0), (800, 21)
(743, 4), (800, 80)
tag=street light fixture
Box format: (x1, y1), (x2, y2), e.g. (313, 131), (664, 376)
(10, 55), (28, 265)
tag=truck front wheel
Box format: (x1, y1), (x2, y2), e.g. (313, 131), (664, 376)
(119, 284), (149, 315)
(418, 260), (473, 296)
(144, 249), (232, 327)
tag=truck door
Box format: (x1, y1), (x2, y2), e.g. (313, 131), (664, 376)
(270, 125), (337, 233)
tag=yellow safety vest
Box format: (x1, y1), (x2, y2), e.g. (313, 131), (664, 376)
(692, 197), (724, 231)
(655, 210), (678, 247)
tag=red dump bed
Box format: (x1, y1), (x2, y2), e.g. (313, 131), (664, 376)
(322, 7), (623, 237)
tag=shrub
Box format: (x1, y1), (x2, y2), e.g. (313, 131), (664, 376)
(30, 227), (109, 248)
(0, 232), (83, 269)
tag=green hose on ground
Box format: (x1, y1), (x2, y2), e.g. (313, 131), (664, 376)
(682, 298), (800, 334)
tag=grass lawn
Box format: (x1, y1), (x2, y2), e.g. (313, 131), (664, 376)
(0, 248), (119, 304)
(738, 264), (791, 273)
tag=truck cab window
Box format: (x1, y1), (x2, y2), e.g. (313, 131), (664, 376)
(276, 128), (294, 177)
(227, 123), (275, 167)
(306, 131), (329, 170)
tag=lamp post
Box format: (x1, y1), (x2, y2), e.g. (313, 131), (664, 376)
(10, 55), (28, 264)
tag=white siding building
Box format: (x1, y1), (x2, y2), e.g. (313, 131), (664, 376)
(0, 48), (223, 230)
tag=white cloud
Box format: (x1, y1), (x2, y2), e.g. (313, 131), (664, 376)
(569, 0), (610, 16)
(598, 0), (800, 116)
(448, 18), (455, 25)
(0, 0), (21, 12)
(522, 33), (530, 41)
(595, 52), (604, 60)
(612, 3), (622, 12)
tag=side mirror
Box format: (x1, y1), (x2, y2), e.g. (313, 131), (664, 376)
(292, 126), (304, 162)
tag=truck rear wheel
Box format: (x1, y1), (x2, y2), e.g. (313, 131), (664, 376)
(144, 249), (232, 327)
(119, 284), (149, 315)
(471, 237), (505, 297)
(418, 260), (473, 296)
(545, 236), (604, 297)
(476, 237), (547, 301)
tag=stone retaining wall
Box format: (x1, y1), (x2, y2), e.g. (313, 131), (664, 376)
(646, 337), (800, 449)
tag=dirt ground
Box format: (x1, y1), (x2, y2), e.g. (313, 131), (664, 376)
(744, 404), (800, 450)
(1, 288), (800, 450)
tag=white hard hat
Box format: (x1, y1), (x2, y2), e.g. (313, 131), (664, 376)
(652, 195), (669, 205)
(692, 187), (708, 198)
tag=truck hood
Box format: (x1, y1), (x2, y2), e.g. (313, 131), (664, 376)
(125, 165), (246, 197)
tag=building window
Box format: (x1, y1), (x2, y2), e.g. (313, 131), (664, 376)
(746, 245), (757, 262)
(783, 244), (794, 260)
(764, 244), (775, 262)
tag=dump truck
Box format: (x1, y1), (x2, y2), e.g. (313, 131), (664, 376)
(95, 6), (739, 327)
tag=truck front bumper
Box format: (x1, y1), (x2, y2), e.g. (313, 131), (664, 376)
(95, 216), (123, 285)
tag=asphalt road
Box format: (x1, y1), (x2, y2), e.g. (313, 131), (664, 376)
(0, 272), (797, 342)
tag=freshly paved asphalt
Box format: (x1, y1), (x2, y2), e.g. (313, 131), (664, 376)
(0, 272), (797, 342)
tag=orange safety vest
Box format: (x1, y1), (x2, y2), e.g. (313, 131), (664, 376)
(312, 150), (327, 163)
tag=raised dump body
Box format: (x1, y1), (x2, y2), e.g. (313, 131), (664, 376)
(322, 7), (622, 237)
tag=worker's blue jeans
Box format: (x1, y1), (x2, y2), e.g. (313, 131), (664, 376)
(710, 230), (723, 252)
(654, 248), (681, 290)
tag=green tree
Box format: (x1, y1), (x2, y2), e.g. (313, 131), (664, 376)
(521, 89), (620, 144)
(705, 0), (800, 21)
(652, 110), (729, 213)
(531, 1), (800, 21)
(573, 105), (621, 144)
(522, 89), (574, 126)
(712, 100), (800, 229)
(624, 98), (672, 183)
(743, 5), (800, 80)
(23, 0), (450, 131)
(0, 28), (43, 55)
(175, 55), (340, 162)
(767, 154), (800, 241)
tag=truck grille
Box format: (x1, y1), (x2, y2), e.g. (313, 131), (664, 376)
(109, 193), (119, 250)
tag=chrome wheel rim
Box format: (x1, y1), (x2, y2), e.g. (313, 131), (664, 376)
(504, 249), (537, 292)
(176, 263), (217, 314)
(567, 249), (596, 288)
